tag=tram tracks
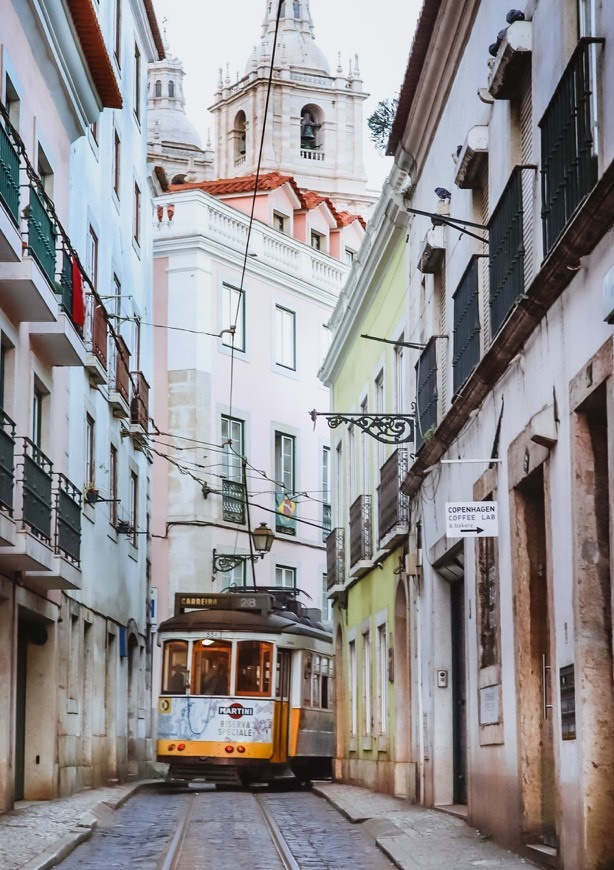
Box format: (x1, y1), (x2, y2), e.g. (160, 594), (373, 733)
(158, 790), (299, 870)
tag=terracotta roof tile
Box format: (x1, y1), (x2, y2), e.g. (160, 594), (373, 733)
(143, 0), (166, 60)
(169, 172), (367, 228)
(65, 0), (122, 109)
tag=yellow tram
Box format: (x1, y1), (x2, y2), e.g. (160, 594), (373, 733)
(156, 588), (334, 785)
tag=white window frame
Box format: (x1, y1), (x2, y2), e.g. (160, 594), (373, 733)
(349, 638), (357, 736)
(362, 628), (371, 737)
(221, 415), (244, 482)
(377, 621), (388, 735)
(275, 305), (296, 370)
(275, 432), (295, 493)
(222, 283), (245, 352)
(275, 565), (296, 588)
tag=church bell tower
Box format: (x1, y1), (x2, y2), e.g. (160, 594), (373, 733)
(209, 0), (373, 214)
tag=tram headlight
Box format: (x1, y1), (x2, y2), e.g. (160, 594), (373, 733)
(168, 743), (176, 751)
(225, 745), (235, 753)
(236, 745), (246, 754)
(177, 743), (185, 751)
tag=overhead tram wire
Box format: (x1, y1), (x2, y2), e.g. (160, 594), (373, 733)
(226, 0), (284, 424)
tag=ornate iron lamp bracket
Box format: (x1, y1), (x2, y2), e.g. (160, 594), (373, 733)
(309, 409), (416, 445)
(212, 550), (262, 574)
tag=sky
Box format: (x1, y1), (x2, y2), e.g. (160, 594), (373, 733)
(151, 0), (422, 192)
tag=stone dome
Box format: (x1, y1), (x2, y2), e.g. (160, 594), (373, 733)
(246, 1), (330, 75)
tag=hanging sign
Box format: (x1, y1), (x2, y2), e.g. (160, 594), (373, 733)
(446, 501), (499, 538)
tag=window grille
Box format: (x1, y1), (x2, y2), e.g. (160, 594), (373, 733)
(488, 167), (524, 337)
(453, 257), (481, 394)
(415, 338), (438, 448)
(540, 38), (602, 254)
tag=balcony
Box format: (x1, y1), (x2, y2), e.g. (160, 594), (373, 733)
(489, 166), (532, 338)
(0, 119), (21, 261)
(488, 19), (532, 100)
(0, 410), (16, 546)
(108, 336), (130, 417)
(453, 257), (481, 394)
(129, 371), (150, 448)
(0, 438), (54, 572)
(540, 38), (603, 256)
(84, 293), (109, 383)
(22, 473), (82, 590)
(349, 494), (373, 577)
(222, 479), (245, 524)
(377, 449), (409, 550)
(28, 251), (88, 367)
(454, 126), (489, 190)
(325, 527), (345, 591)
(415, 338), (438, 449)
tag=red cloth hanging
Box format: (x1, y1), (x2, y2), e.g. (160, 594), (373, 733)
(71, 257), (86, 328)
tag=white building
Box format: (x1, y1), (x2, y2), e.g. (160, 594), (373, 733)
(148, 0), (371, 640)
(0, 0), (163, 809)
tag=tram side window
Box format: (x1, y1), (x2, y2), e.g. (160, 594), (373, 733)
(303, 652), (312, 706)
(192, 640), (232, 695)
(236, 641), (272, 695)
(162, 640), (188, 695)
(303, 654), (333, 709)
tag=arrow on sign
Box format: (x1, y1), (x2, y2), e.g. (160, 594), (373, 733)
(460, 527), (484, 535)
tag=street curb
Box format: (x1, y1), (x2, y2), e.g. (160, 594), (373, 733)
(22, 779), (161, 870)
(312, 786), (406, 870)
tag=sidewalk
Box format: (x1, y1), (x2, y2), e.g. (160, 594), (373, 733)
(0, 781), (151, 870)
(0, 780), (538, 870)
(313, 783), (537, 869)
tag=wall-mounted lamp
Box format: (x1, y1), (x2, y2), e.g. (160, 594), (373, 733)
(212, 522), (275, 573)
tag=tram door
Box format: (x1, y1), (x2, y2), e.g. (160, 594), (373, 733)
(275, 651), (291, 761)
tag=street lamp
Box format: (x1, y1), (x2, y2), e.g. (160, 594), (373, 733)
(212, 522), (275, 573)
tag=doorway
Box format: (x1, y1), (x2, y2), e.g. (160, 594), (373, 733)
(15, 614), (49, 801)
(513, 464), (556, 848)
(451, 578), (467, 805)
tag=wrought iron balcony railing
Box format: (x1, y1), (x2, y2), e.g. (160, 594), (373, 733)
(0, 410), (16, 515)
(130, 371), (149, 429)
(349, 494), (372, 567)
(27, 184), (56, 285)
(55, 474), (81, 565)
(326, 527), (345, 589)
(415, 337), (438, 448)
(322, 503), (331, 542)
(222, 478), (246, 524)
(109, 336), (130, 406)
(540, 38), (603, 255)
(85, 294), (109, 370)
(377, 449), (409, 544)
(453, 256), (481, 394)
(0, 120), (20, 225)
(21, 438), (53, 542)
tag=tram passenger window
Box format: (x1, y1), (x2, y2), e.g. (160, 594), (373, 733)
(236, 641), (273, 695)
(192, 640), (232, 695)
(303, 652), (312, 706)
(321, 657), (330, 709)
(312, 655), (321, 708)
(162, 640), (188, 695)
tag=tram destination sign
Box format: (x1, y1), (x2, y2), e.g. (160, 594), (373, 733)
(175, 592), (272, 615)
(446, 501), (499, 538)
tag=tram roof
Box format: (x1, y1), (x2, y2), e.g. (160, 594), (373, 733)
(157, 607), (332, 642)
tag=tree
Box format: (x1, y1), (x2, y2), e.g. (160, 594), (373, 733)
(367, 98), (399, 154)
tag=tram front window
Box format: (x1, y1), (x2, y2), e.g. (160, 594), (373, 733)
(236, 641), (273, 696)
(162, 641), (188, 695)
(192, 640), (232, 695)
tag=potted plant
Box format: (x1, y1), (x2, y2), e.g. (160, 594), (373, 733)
(84, 483), (99, 505)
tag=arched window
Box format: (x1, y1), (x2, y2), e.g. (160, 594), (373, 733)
(234, 111), (247, 161)
(168, 80), (175, 98)
(154, 80), (162, 98)
(300, 105), (323, 154)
